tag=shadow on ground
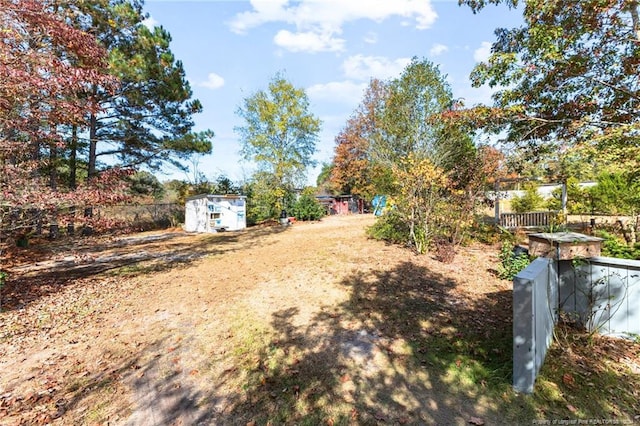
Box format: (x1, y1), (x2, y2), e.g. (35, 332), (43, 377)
(0, 225), (288, 312)
(167, 261), (535, 424)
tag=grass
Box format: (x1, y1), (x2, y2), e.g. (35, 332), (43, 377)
(214, 268), (639, 425)
(532, 323), (640, 421)
(4, 217), (639, 424)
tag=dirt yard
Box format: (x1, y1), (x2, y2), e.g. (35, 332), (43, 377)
(1, 214), (635, 425)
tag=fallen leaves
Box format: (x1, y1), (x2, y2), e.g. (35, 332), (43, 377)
(468, 416), (485, 425)
(562, 372), (575, 387)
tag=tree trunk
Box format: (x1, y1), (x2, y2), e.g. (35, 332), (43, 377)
(69, 125), (77, 190)
(88, 111), (97, 180)
(49, 140), (57, 191)
(85, 102), (98, 221)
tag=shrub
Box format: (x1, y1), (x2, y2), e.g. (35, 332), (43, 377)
(469, 219), (500, 245)
(545, 177), (588, 214)
(366, 210), (411, 245)
(434, 237), (456, 263)
(497, 242), (531, 280)
(595, 230), (640, 260)
(291, 194), (325, 221)
(510, 183), (545, 213)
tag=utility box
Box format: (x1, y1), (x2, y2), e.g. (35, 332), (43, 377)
(528, 232), (603, 260)
(184, 194), (246, 233)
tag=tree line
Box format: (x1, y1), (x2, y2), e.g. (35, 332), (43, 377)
(3, 0), (640, 262)
(0, 0), (212, 244)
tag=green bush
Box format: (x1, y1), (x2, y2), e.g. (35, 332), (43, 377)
(469, 219), (500, 245)
(366, 210), (411, 245)
(545, 177), (589, 214)
(510, 183), (545, 213)
(497, 242), (531, 280)
(291, 194), (325, 221)
(595, 230), (640, 260)
(589, 172), (640, 215)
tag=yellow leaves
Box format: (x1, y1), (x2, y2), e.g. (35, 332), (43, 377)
(392, 154), (449, 198)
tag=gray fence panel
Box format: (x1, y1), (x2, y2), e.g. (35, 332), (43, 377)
(575, 257), (640, 337)
(513, 255), (640, 394)
(513, 257), (556, 393)
(558, 260), (577, 316)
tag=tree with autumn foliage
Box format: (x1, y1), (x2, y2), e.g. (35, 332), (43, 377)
(0, 0), (133, 250)
(458, 0), (640, 174)
(330, 79), (387, 198)
(331, 58), (501, 258)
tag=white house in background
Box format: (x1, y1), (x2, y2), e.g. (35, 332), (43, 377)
(184, 194), (247, 232)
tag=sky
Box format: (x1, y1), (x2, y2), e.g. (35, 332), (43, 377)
(142, 0), (524, 185)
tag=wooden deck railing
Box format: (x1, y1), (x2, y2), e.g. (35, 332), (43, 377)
(500, 211), (558, 229)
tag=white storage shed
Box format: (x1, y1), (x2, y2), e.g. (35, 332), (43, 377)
(184, 194), (247, 232)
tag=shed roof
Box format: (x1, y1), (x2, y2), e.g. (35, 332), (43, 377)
(186, 193), (246, 201)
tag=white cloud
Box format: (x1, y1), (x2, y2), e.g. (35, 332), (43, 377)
(474, 41), (492, 63)
(142, 16), (159, 29)
(228, 0), (290, 34)
(429, 43), (448, 57)
(229, 0), (437, 53)
(363, 31), (378, 44)
(200, 73), (225, 90)
(342, 54), (411, 81)
(274, 29), (345, 53)
(307, 81), (367, 105)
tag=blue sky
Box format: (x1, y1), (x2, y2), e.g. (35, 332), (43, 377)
(143, 0), (523, 185)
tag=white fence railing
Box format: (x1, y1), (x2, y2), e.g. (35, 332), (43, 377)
(501, 211), (558, 229)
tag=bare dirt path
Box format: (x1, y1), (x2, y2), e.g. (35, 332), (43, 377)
(1, 214), (511, 425)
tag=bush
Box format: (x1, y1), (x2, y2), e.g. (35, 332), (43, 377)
(595, 230), (640, 260)
(366, 210), (411, 245)
(469, 219), (500, 245)
(510, 183), (545, 213)
(545, 177), (588, 214)
(291, 194), (325, 221)
(497, 242), (531, 280)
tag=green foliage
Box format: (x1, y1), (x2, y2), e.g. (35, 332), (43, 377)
(291, 191), (325, 221)
(542, 213), (567, 233)
(594, 230), (640, 260)
(316, 163), (334, 190)
(236, 73), (321, 188)
(128, 171), (165, 200)
(462, 0), (640, 163)
(242, 172), (295, 224)
(588, 172), (640, 215)
(469, 220), (500, 245)
(497, 242), (531, 280)
(510, 183), (545, 213)
(545, 178), (589, 214)
(80, 1), (213, 176)
(366, 210), (411, 246)
(236, 74), (321, 218)
(371, 57), (454, 167)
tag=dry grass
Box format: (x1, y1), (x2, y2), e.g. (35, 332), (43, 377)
(0, 215), (638, 425)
